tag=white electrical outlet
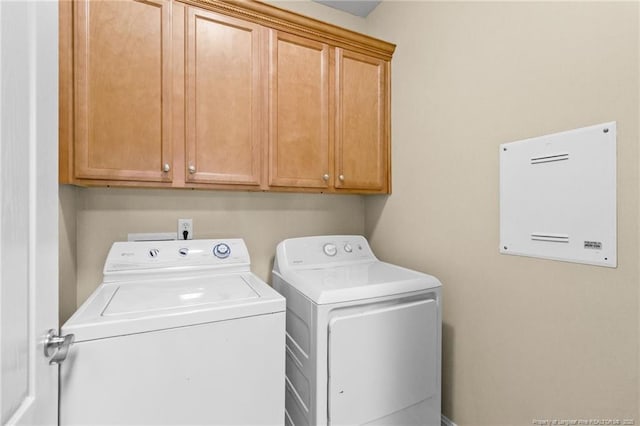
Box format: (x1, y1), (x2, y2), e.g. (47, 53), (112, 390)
(178, 219), (193, 240)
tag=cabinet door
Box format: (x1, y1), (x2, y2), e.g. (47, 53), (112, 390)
(335, 48), (389, 192)
(185, 8), (262, 186)
(268, 31), (330, 189)
(74, 0), (172, 182)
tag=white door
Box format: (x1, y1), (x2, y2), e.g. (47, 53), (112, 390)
(0, 1), (59, 425)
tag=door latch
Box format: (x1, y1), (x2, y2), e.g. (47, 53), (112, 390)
(44, 329), (75, 365)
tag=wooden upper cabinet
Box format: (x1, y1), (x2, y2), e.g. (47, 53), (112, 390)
(334, 48), (389, 192)
(184, 7), (263, 186)
(268, 30), (331, 189)
(73, 0), (172, 182)
(60, 0), (395, 192)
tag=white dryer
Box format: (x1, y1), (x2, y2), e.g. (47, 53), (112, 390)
(273, 235), (442, 426)
(60, 239), (285, 425)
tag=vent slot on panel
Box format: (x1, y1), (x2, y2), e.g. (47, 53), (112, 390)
(530, 153), (569, 165)
(531, 233), (569, 243)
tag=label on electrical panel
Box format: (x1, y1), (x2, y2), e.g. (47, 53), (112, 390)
(584, 241), (602, 250)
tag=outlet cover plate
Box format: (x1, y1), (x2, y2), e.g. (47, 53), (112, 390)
(178, 219), (193, 240)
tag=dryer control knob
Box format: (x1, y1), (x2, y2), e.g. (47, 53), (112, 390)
(213, 243), (231, 259)
(323, 243), (337, 257)
(343, 243), (353, 253)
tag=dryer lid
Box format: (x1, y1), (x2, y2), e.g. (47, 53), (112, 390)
(279, 261), (441, 305)
(62, 273), (285, 342)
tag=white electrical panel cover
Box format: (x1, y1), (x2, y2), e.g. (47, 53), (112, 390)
(499, 122), (616, 267)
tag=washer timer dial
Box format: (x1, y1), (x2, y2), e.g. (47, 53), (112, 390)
(323, 243), (337, 257)
(213, 243), (231, 259)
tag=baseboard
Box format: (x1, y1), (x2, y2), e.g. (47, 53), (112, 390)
(441, 414), (458, 426)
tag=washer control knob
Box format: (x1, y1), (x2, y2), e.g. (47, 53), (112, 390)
(343, 243), (353, 253)
(178, 248), (189, 257)
(148, 248), (159, 258)
(213, 243), (231, 259)
(323, 243), (337, 257)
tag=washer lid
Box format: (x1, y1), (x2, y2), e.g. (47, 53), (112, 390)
(102, 275), (259, 316)
(279, 261), (441, 305)
(62, 273), (285, 342)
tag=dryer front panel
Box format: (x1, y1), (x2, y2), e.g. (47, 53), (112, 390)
(327, 299), (438, 425)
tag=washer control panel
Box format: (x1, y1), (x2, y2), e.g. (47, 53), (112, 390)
(280, 235), (375, 267)
(104, 239), (250, 278)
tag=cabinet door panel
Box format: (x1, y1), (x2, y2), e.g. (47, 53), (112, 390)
(335, 49), (389, 192)
(185, 8), (262, 185)
(74, 0), (172, 182)
(269, 31), (330, 188)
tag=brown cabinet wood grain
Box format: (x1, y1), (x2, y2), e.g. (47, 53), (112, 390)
(60, 0), (395, 194)
(72, 0), (172, 183)
(268, 30), (331, 189)
(185, 7), (263, 186)
(269, 40), (391, 193)
(334, 48), (389, 192)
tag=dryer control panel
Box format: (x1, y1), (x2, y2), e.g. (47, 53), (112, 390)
(278, 235), (376, 268)
(103, 239), (250, 280)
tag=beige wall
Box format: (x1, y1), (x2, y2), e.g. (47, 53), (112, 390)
(364, 1), (639, 425)
(59, 185), (78, 324)
(267, 0), (366, 31)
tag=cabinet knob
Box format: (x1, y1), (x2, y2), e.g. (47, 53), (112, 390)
(339, 174), (345, 181)
(188, 165), (196, 174)
(163, 163), (170, 172)
(322, 174), (329, 181)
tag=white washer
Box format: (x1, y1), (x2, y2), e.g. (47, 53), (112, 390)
(60, 239), (285, 425)
(273, 235), (442, 426)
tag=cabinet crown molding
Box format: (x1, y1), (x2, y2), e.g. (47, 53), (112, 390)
(178, 0), (396, 59)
